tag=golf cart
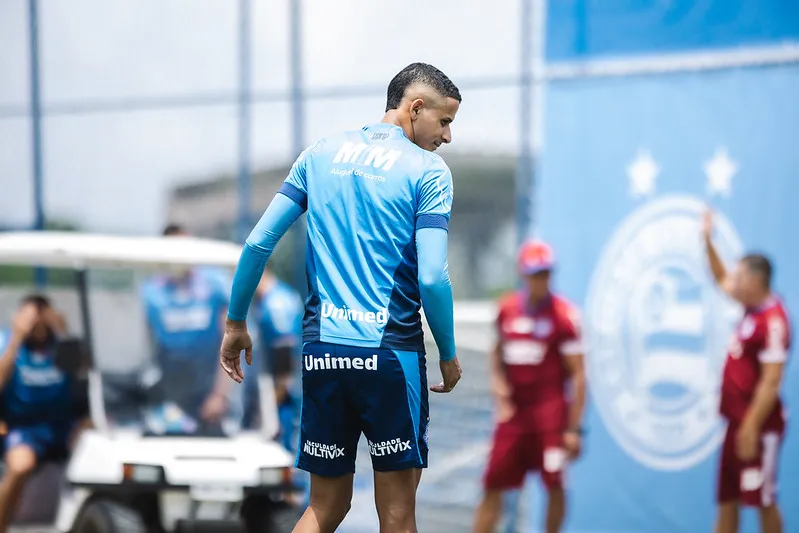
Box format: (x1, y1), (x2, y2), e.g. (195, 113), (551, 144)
(0, 231), (299, 532)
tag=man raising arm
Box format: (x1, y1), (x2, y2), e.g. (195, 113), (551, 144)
(704, 209), (789, 533)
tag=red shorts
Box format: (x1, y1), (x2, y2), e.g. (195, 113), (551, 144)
(718, 423), (783, 507)
(483, 420), (566, 491)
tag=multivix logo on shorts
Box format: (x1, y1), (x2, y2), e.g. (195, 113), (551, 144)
(321, 303), (388, 325)
(303, 441), (345, 459)
(586, 196), (742, 471)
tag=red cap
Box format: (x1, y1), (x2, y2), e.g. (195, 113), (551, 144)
(517, 239), (555, 275)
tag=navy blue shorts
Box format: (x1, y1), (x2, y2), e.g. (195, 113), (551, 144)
(4, 422), (72, 459)
(296, 342), (429, 477)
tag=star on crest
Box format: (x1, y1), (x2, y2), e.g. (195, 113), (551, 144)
(627, 150), (659, 198)
(704, 147), (737, 197)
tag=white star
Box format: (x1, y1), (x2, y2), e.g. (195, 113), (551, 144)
(704, 148), (737, 197)
(627, 150), (659, 198)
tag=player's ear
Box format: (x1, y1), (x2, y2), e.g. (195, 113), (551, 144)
(409, 98), (424, 121)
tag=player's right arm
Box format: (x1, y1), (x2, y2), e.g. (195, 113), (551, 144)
(702, 209), (735, 298)
(416, 160), (461, 393)
(489, 300), (510, 399)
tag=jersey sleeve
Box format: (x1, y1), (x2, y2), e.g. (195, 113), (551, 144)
(278, 141), (321, 211)
(416, 159), (454, 231)
(758, 311), (790, 364)
(559, 304), (584, 357)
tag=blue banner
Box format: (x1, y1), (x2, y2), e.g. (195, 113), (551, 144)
(535, 65), (799, 532)
(547, 0), (799, 61)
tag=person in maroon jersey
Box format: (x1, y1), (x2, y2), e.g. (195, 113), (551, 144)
(473, 239), (586, 533)
(703, 210), (791, 533)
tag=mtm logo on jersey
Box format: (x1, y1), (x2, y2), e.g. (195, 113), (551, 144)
(304, 352), (378, 372)
(332, 142), (402, 171)
(302, 441), (345, 460)
(321, 303), (388, 325)
(368, 438), (412, 457)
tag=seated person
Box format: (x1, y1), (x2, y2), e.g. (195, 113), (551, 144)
(0, 295), (87, 531)
(140, 224), (240, 434)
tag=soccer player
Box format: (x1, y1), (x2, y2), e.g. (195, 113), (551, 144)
(0, 295), (80, 532)
(703, 210), (790, 533)
(473, 239), (586, 533)
(219, 62), (463, 533)
(141, 224), (238, 432)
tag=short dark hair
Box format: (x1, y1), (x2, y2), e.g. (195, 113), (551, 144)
(741, 253), (773, 289)
(21, 293), (51, 310)
(385, 63), (462, 112)
(162, 223), (187, 236)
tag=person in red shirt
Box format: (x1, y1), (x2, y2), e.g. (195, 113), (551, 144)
(703, 210), (791, 533)
(473, 239), (586, 533)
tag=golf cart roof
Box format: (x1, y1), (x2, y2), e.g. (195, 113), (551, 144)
(0, 231), (243, 270)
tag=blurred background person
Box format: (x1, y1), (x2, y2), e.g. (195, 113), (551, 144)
(473, 240), (586, 533)
(0, 295), (83, 532)
(140, 224), (240, 434)
(703, 210), (790, 533)
(243, 266), (303, 442)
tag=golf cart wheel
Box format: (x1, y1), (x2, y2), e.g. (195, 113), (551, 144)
(242, 496), (301, 533)
(72, 500), (147, 533)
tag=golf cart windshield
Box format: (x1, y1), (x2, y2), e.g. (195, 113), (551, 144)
(0, 232), (271, 439)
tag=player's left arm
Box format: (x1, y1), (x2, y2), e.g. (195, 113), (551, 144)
(742, 314), (789, 432)
(561, 306), (587, 435)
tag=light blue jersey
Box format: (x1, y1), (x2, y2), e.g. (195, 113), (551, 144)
(141, 267), (231, 358)
(277, 123), (453, 352)
(256, 280), (303, 352)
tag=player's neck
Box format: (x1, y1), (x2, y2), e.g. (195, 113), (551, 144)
(749, 291), (773, 310)
(381, 110), (412, 140)
(526, 292), (551, 311)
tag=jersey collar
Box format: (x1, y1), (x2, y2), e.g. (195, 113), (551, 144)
(748, 294), (778, 314)
(362, 123), (409, 141)
(521, 291), (553, 315)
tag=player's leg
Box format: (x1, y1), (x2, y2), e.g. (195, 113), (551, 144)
(293, 473), (355, 533)
(359, 349), (428, 533)
(537, 433), (568, 533)
(715, 424), (740, 533)
(741, 431), (782, 533)
(0, 428), (42, 532)
(715, 503), (739, 533)
(473, 423), (528, 533)
(293, 343), (360, 533)
(374, 469), (420, 533)
(759, 506), (783, 533)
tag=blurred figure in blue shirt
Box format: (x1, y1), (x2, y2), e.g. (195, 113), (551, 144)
(243, 268), (303, 447)
(140, 224), (238, 433)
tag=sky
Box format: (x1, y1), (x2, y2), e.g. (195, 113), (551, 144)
(0, 0), (523, 234)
